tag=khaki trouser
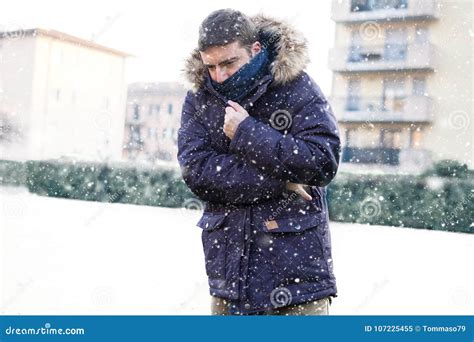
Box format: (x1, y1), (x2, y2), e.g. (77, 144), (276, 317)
(211, 296), (331, 316)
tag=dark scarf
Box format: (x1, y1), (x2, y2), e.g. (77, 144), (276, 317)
(209, 48), (270, 102)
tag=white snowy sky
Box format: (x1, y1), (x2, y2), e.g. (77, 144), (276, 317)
(1, 0), (335, 93)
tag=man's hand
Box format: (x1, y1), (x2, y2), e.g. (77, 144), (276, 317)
(286, 182), (312, 201)
(224, 100), (249, 139)
(224, 101), (311, 202)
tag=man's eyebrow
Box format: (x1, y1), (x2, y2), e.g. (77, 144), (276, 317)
(204, 56), (240, 68)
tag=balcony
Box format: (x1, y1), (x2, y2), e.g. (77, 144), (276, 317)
(342, 147), (432, 168)
(329, 42), (435, 72)
(330, 95), (433, 123)
(331, 0), (439, 22)
(342, 147), (400, 165)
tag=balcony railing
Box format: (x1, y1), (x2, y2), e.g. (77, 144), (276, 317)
(342, 147), (431, 167)
(331, 0), (439, 22)
(342, 147), (400, 165)
(328, 42), (435, 72)
(330, 95), (433, 122)
(351, 0), (408, 12)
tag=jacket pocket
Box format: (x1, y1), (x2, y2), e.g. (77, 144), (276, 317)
(256, 212), (330, 287)
(197, 212), (228, 282)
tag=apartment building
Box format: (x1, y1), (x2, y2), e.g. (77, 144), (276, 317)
(123, 82), (186, 164)
(329, 0), (473, 171)
(0, 28), (130, 162)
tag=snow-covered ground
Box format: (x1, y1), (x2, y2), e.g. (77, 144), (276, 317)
(1, 186), (473, 315)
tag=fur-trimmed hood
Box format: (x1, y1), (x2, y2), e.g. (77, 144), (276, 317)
(183, 15), (310, 92)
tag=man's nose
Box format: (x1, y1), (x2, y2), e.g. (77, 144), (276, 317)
(215, 67), (228, 83)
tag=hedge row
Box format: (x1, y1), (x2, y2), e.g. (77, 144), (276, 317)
(23, 160), (193, 208)
(0, 160), (26, 186)
(1, 159), (472, 233)
(327, 173), (473, 233)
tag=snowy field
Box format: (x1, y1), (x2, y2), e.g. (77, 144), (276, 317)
(1, 186), (473, 315)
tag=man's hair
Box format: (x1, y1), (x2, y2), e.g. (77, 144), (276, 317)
(198, 9), (258, 52)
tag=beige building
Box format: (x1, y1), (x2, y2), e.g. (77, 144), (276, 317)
(329, 0), (473, 171)
(0, 28), (130, 162)
(123, 82), (186, 164)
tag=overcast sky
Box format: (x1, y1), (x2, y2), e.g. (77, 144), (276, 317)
(1, 0), (335, 93)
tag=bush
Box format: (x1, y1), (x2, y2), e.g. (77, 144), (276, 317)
(327, 172), (473, 233)
(24, 160), (195, 208)
(1, 159), (472, 233)
(0, 160), (26, 186)
(422, 159), (473, 178)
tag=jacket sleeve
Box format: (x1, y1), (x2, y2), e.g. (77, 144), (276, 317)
(177, 91), (286, 204)
(228, 75), (341, 187)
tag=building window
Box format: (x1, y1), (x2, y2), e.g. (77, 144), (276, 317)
(130, 125), (142, 146)
(56, 89), (61, 102)
(348, 30), (385, 63)
(348, 31), (365, 62)
(380, 129), (402, 149)
(351, 0), (408, 12)
(345, 128), (359, 148)
(149, 104), (161, 115)
(351, 0), (369, 12)
(384, 28), (407, 61)
(133, 104), (140, 120)
(171, 128), (178, 142)
(346, 79), (361, 111)
(408, 127), (423, 149)
(412, 77), (426, 96)
(383, 78), (406, 112)
(168, 103), (173, 114)
(162, 127), (173, 139)
(344, 129), (352, 148)
(148, 127), (157, 140)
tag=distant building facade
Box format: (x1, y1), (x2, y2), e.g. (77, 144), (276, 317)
(123, 82), (186, 164)
(0, 28), (130, 162)
(329, 0), (472, 171)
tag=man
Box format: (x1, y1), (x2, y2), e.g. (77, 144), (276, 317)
(177, 9), (341, 315)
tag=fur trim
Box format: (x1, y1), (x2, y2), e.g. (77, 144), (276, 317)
(182, 14), (309, 92)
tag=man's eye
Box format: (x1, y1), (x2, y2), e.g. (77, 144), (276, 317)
(207, 65), (216, 70)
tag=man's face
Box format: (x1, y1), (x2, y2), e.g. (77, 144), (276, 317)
(200, 41), (261, 84)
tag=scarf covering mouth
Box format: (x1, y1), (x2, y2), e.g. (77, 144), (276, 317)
(209, 48), (271, 102)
